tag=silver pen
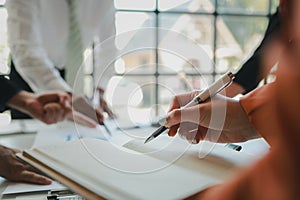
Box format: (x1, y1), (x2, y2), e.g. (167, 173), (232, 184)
(144, 71), (235, 144)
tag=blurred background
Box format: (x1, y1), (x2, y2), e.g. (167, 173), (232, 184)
(0, 0), (279, 125)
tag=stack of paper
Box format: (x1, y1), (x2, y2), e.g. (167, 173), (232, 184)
(18, 136), (255, 200)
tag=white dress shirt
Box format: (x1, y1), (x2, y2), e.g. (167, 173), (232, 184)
(6, 0), (116, 93)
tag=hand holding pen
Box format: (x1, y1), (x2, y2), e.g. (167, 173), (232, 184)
(145, 72), (260, 144)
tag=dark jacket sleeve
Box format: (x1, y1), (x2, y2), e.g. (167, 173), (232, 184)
(0, 75), (22, 112)
(234, 9), (281, 94)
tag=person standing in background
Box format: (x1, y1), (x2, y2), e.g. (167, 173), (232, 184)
(6, 0), (116, 124)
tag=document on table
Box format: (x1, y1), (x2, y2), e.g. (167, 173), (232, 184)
(32, 124), (108, 148)
(2, 181), (66, 195)
(0, 120), (48, 135)
(18, 136), (256, 200)
(32, 119), (157, 148)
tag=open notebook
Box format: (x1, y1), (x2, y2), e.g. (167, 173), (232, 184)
(17, 136), (254, 200)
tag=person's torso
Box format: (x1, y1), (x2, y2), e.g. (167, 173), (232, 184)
(37, 0), (114, 68)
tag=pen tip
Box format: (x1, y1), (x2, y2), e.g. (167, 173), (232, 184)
(144, 136), (154, 144)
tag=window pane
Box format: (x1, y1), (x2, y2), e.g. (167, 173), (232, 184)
(158, 75), (213, 110)
(106, 76), (155, 124)
(159, 14), (214, 74)
(0, 9), (9, 74)
(84, 75), (94, 99)
(115, 12), (156, 74)
(186, 75), (214, 89)
(216, 16), (268, 73)
(83, 48), (93, 75)
(114, 0), (156, 11)
(115, 51), (155, 75)
(217, 0), (269, 14)
(271, 0), (279, 13)
(158, 0), (215, 13)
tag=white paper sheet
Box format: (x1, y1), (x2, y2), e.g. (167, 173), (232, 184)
(32, 123), (107, 148)
(0, 120), (51, 135)
(2, 181), (66, 195)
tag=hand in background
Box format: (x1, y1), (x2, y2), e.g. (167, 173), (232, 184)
(7, 91), (71, 124)
(29, 92), (71, 124)
(164, 91), (259, 144)
(0, 145), (51, 185)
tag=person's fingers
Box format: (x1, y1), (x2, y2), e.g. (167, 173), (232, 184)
(17, 170), (52, 185)
(37, 93), (61, 105)
(168, 91), (200, 112)
(43, 103), (65, 124)
(178, 122), (199, 143)
(175, 124), (225, 144)
(165, 105), (205, 128)
(103, 105), (116, 119)
(194, 126), (209, 143)
(58, 92), (72, 108)
(95, 108), (104, 123)
(168, 124), (179, 137)
(10, 148), (21, 154)
(68, 111), (97, 128)
(2, 157), (52, 185)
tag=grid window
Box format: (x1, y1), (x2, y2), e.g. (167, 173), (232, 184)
(0, 0), (280, 123)
(217, 0), (270, 14)
(0, 1), (9, 75)
(216, 15), (268, 73)
(112, 0), (279, 124)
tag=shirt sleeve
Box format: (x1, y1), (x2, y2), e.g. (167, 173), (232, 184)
(0, 76), (22, 112)
(233, 9), (281, 94)
(93, 0), (117, 89)
(6, 0), (71, 93)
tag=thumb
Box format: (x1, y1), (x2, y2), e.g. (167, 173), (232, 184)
(37, 93), (60, 105)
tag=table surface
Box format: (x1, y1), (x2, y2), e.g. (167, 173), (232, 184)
(0, 120), (270, 199)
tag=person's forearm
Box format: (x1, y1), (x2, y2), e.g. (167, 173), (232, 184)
(6, 0), (71, 92)
(6, 91), (36, 115)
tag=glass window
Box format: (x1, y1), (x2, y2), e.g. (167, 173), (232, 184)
(115, 12), (156, 74)
(217, 0), (270, 14)
(0, 9), (9, 75)
(216, 16), (268, 73)
(158, 0), (215, 13)
(159, 14), (214, 74)
(158, 74), (213, 112)
(271, 0), (279, 13)
(106, 76), (156, 124)
(114, 0), (156, 11)
(0, 0), (275, 120)
(115, 50), (156, 75)
(111, 0), (273, 121)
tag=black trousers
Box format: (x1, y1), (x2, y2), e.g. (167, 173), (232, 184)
(9, 60), (65, 119)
